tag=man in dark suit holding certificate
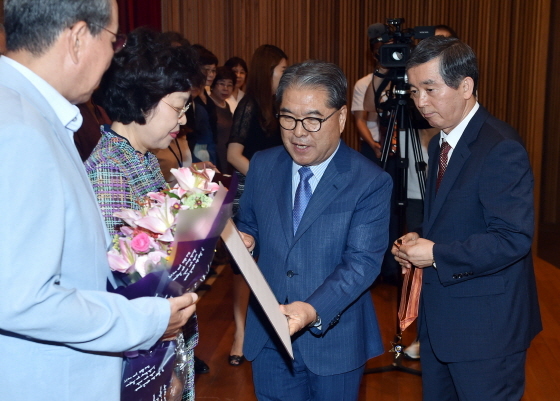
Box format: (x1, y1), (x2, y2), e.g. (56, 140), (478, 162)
(393, 36), (542, 400)
(236, 60), (392, 401)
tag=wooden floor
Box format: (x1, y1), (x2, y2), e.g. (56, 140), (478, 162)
(193, 257), (560, 400)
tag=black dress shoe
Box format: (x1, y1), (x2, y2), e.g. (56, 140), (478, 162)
(194, 356), (210, 374)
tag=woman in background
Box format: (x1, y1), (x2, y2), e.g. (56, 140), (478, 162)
(226, 44), (288, 366)
(209, 66), (236, 174)
(188, 46), (219, 165)
(85, 28), (204, 401)
(224, 56), (248, 113)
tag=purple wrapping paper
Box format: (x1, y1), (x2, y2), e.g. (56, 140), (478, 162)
(121, 340), (177, 401)
(111, 236), (221, 300)
(108, 173), (236, 401)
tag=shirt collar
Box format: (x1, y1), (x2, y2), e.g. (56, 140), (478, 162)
(291, 140), (341, 181)
(440, 102), (480, 147)
(2, 56), (83, 138)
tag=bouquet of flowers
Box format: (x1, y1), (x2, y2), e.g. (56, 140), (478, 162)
(107, 166), (236, 401)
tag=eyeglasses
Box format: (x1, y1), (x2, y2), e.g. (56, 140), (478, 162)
(90, 23), (127, 53)
(161, 100), (191, 119)
(276, 108), (340, 133)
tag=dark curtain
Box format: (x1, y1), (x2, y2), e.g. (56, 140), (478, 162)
(118, 0), (162, 34)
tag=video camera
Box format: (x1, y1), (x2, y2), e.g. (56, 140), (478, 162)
(369, 18), (435, 68)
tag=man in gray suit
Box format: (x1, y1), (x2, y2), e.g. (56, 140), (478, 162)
(237, 61), (392, 401)
(0, 1), (197, 400)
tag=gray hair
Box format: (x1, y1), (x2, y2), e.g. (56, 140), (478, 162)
(276, 60), (347, 110)
(4, 0), (112, 55)
(406, 36), (479, 93)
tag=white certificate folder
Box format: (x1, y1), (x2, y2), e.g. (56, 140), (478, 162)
(220, 219), (293, 359)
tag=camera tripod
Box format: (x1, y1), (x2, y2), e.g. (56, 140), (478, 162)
(364, 75), (424, 377)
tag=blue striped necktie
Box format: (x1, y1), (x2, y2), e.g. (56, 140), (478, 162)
(293, 166), (313, 234)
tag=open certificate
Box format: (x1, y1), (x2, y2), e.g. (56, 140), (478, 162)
(221, 219), (293, 359)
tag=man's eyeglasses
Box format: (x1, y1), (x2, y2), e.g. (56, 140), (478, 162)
(90, 23), (127, 53)
(276, 108), (339, 133)
(161, 100), (191, 119)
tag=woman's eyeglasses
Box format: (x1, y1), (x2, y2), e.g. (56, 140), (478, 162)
(161, 100), (191, 119)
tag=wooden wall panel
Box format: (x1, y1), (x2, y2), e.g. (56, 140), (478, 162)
(0, 0), (556, 238)
(163, 0), (551, 226)
(542, 0), (560, 224)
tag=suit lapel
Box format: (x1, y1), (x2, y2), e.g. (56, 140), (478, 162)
(292, 142), (352, 243)
(0, 60), (112, 247)
(424, 107), (489, 236)
(273, 150), (296, 245)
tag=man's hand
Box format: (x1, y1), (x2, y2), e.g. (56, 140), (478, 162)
(392, 232), (419, 272)
(279, 301), (317, 336)
(392, 232), (435, 270)
(161, 292), (198, 341)
(239, 232), (255, 253)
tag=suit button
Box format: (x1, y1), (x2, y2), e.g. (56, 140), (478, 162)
(452, 274), (458, 279)
(287, 270), (295, 278)
(457, 273), (463, 278)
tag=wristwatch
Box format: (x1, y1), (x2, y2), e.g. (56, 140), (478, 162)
(308, 311), (322, 328)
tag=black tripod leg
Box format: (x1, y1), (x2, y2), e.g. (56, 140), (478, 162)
(363, 282), (422, 376)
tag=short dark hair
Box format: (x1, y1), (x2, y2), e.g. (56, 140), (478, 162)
(193, 45), (218, 66)
(276, 60), (347, 110)
(434, 25), (459, 39)
(224, 56), (248, 75)
(211, 66), (237, 89)
(93, 27), (205, 125)
(4, 0), (112, 55)
(407, 36), (478, 93)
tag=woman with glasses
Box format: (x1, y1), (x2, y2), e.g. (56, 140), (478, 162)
(85, 27), (199, 232)
(84, 27), (204, 401)
(226, 44), (288, 366)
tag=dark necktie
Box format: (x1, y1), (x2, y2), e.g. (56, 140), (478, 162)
(436, 140), (452, 192)
(293, 166), (313, 234)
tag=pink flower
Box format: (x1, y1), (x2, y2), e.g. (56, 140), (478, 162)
(136, 206), (175, 235)
(107, 237), (136, 273)
(120, 226), (134, 237)
(130, 232), (151, 253)
(147, 191), (166, 204)
(107, 249), (131, 273)
(114, 209), (142, 227)
(171, 167), (220, 194)
(148, 250), (168, 265)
